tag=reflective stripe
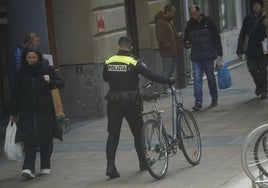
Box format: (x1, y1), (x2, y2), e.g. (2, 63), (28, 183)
(105, 55), (138, 66)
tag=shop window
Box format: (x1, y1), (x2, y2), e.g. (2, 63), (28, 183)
(219, 0), (237, 31)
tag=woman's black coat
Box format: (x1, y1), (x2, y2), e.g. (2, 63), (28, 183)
(10, 58), (64, 145)
(236, 12), (266, 58)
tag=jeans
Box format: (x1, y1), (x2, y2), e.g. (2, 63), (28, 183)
(192, 60), (218, 104)
(162, 57), (177, 90)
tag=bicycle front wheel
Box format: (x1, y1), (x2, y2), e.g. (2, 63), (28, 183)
(141, 119), (169, 180)
(242, 124), (268, 187)
(178, 109), (201, 165)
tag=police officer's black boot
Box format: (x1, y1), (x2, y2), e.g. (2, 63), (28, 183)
(106, 161), (120, 179)
(138, 154), (147, 171)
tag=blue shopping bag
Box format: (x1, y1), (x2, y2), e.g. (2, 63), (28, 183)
(217, 63), (232, 89)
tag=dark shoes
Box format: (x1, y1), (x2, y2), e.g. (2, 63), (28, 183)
(255, 88), (261, 96)
(106, 162), (120, 179)
(192, 100), (217, 110)
(139, 163), (147, 171)
(211, 100), (218, 107)
(138, 157), (147, 171)
(261, 92), (267, 100)
(255, 87), (267, 99)
(192, 103), (202, 111)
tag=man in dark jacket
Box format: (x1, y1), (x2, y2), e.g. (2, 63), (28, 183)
(155, 4), (181, 95)
(103, 36), (175, 179)
(237, 0), (267, 99)
(183, 4), (223, 111)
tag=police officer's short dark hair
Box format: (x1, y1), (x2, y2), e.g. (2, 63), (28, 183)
(164, 4), (174, 13)
(118, 36), (132, 49)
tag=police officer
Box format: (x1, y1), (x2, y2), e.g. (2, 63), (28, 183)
(103, 36), (175, 179)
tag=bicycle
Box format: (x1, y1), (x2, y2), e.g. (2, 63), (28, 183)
(140, 79), (202, 180)
(241, 123), (268, 188)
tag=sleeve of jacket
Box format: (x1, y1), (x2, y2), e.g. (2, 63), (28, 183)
(207, 17), (223, 56)
(156, 21), (173, 51)
(102, 63), (109, 82)
(9, 71), (21, 116)
(11, 47), (22, 72)
(236, 18), (247, 55)
(183, 22), (192, 48)
(136, 60), (169, 84)
(48, 66), (65, 89)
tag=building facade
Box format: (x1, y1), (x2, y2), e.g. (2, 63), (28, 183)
(0, 0), (258, 122)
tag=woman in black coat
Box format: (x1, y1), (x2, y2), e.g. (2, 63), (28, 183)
(236, 0), (267, 99)
(9, 47), (64, 179)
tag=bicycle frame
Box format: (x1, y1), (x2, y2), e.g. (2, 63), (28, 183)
(141, 81), (201, 180)
(141, 99), (167, 140)
(141, 84), (186, 142)
(169, 85), (184, 141)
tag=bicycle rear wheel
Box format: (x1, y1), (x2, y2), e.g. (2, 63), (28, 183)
(254, 130), (268, 178)
(178, 109), (201, 165)
(141, 119), (169, 180)
(241, 124), (268, 187)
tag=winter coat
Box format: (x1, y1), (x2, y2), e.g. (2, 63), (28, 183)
(184, 15), (223, 62)
(10, 55), (64, 145)
(236, 11), (266, 58)
(11, 44), (24, 72)
(155, 11), (180, 57)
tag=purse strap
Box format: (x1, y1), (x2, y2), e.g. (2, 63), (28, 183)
(248, 13), (265, 37)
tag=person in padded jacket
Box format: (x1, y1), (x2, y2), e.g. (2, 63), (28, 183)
(183, 4), (223, 111)
(9, 46), (64, 180)
(236, 0), (267, 99)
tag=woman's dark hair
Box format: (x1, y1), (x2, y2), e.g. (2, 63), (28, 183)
(251, 0), (263, 8)
(21, 46), (43, 63)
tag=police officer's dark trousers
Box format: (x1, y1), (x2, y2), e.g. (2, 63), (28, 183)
(106, 100), (143, 165)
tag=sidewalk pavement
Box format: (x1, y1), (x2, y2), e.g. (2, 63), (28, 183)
(0, 62), (268, 188)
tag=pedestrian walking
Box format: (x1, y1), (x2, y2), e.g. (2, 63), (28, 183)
(236, 0), (267, 99)
(155, 4), (182, 95)
(183, 4), (223, 111)
(103, 36), (175, 179)
(9, 47), (64, 180)
(11, 33), (41, 73)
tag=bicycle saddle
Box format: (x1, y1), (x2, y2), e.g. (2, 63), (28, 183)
(143, 92), (160, 102)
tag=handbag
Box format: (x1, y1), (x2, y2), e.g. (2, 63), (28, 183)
(217, 63), (233, 89)
(51, 88), (65, 120)
(243, 35), (249, 53)
(4, 121), (23, 161)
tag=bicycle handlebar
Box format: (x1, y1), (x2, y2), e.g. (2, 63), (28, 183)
(142, 73), (190, 89)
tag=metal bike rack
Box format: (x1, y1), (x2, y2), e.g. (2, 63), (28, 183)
(251, 172), (268, 188)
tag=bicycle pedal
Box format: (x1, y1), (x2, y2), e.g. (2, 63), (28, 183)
(146, 157), (155, 166)
(178, 142), (183, 150)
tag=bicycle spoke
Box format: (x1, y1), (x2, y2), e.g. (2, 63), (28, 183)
(141, 119), (168, 180)
(242, 125), (268, 187)
(178, 109), (201, 165)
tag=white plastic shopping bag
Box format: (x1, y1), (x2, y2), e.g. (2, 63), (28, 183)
(4, 121), (23, 161)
